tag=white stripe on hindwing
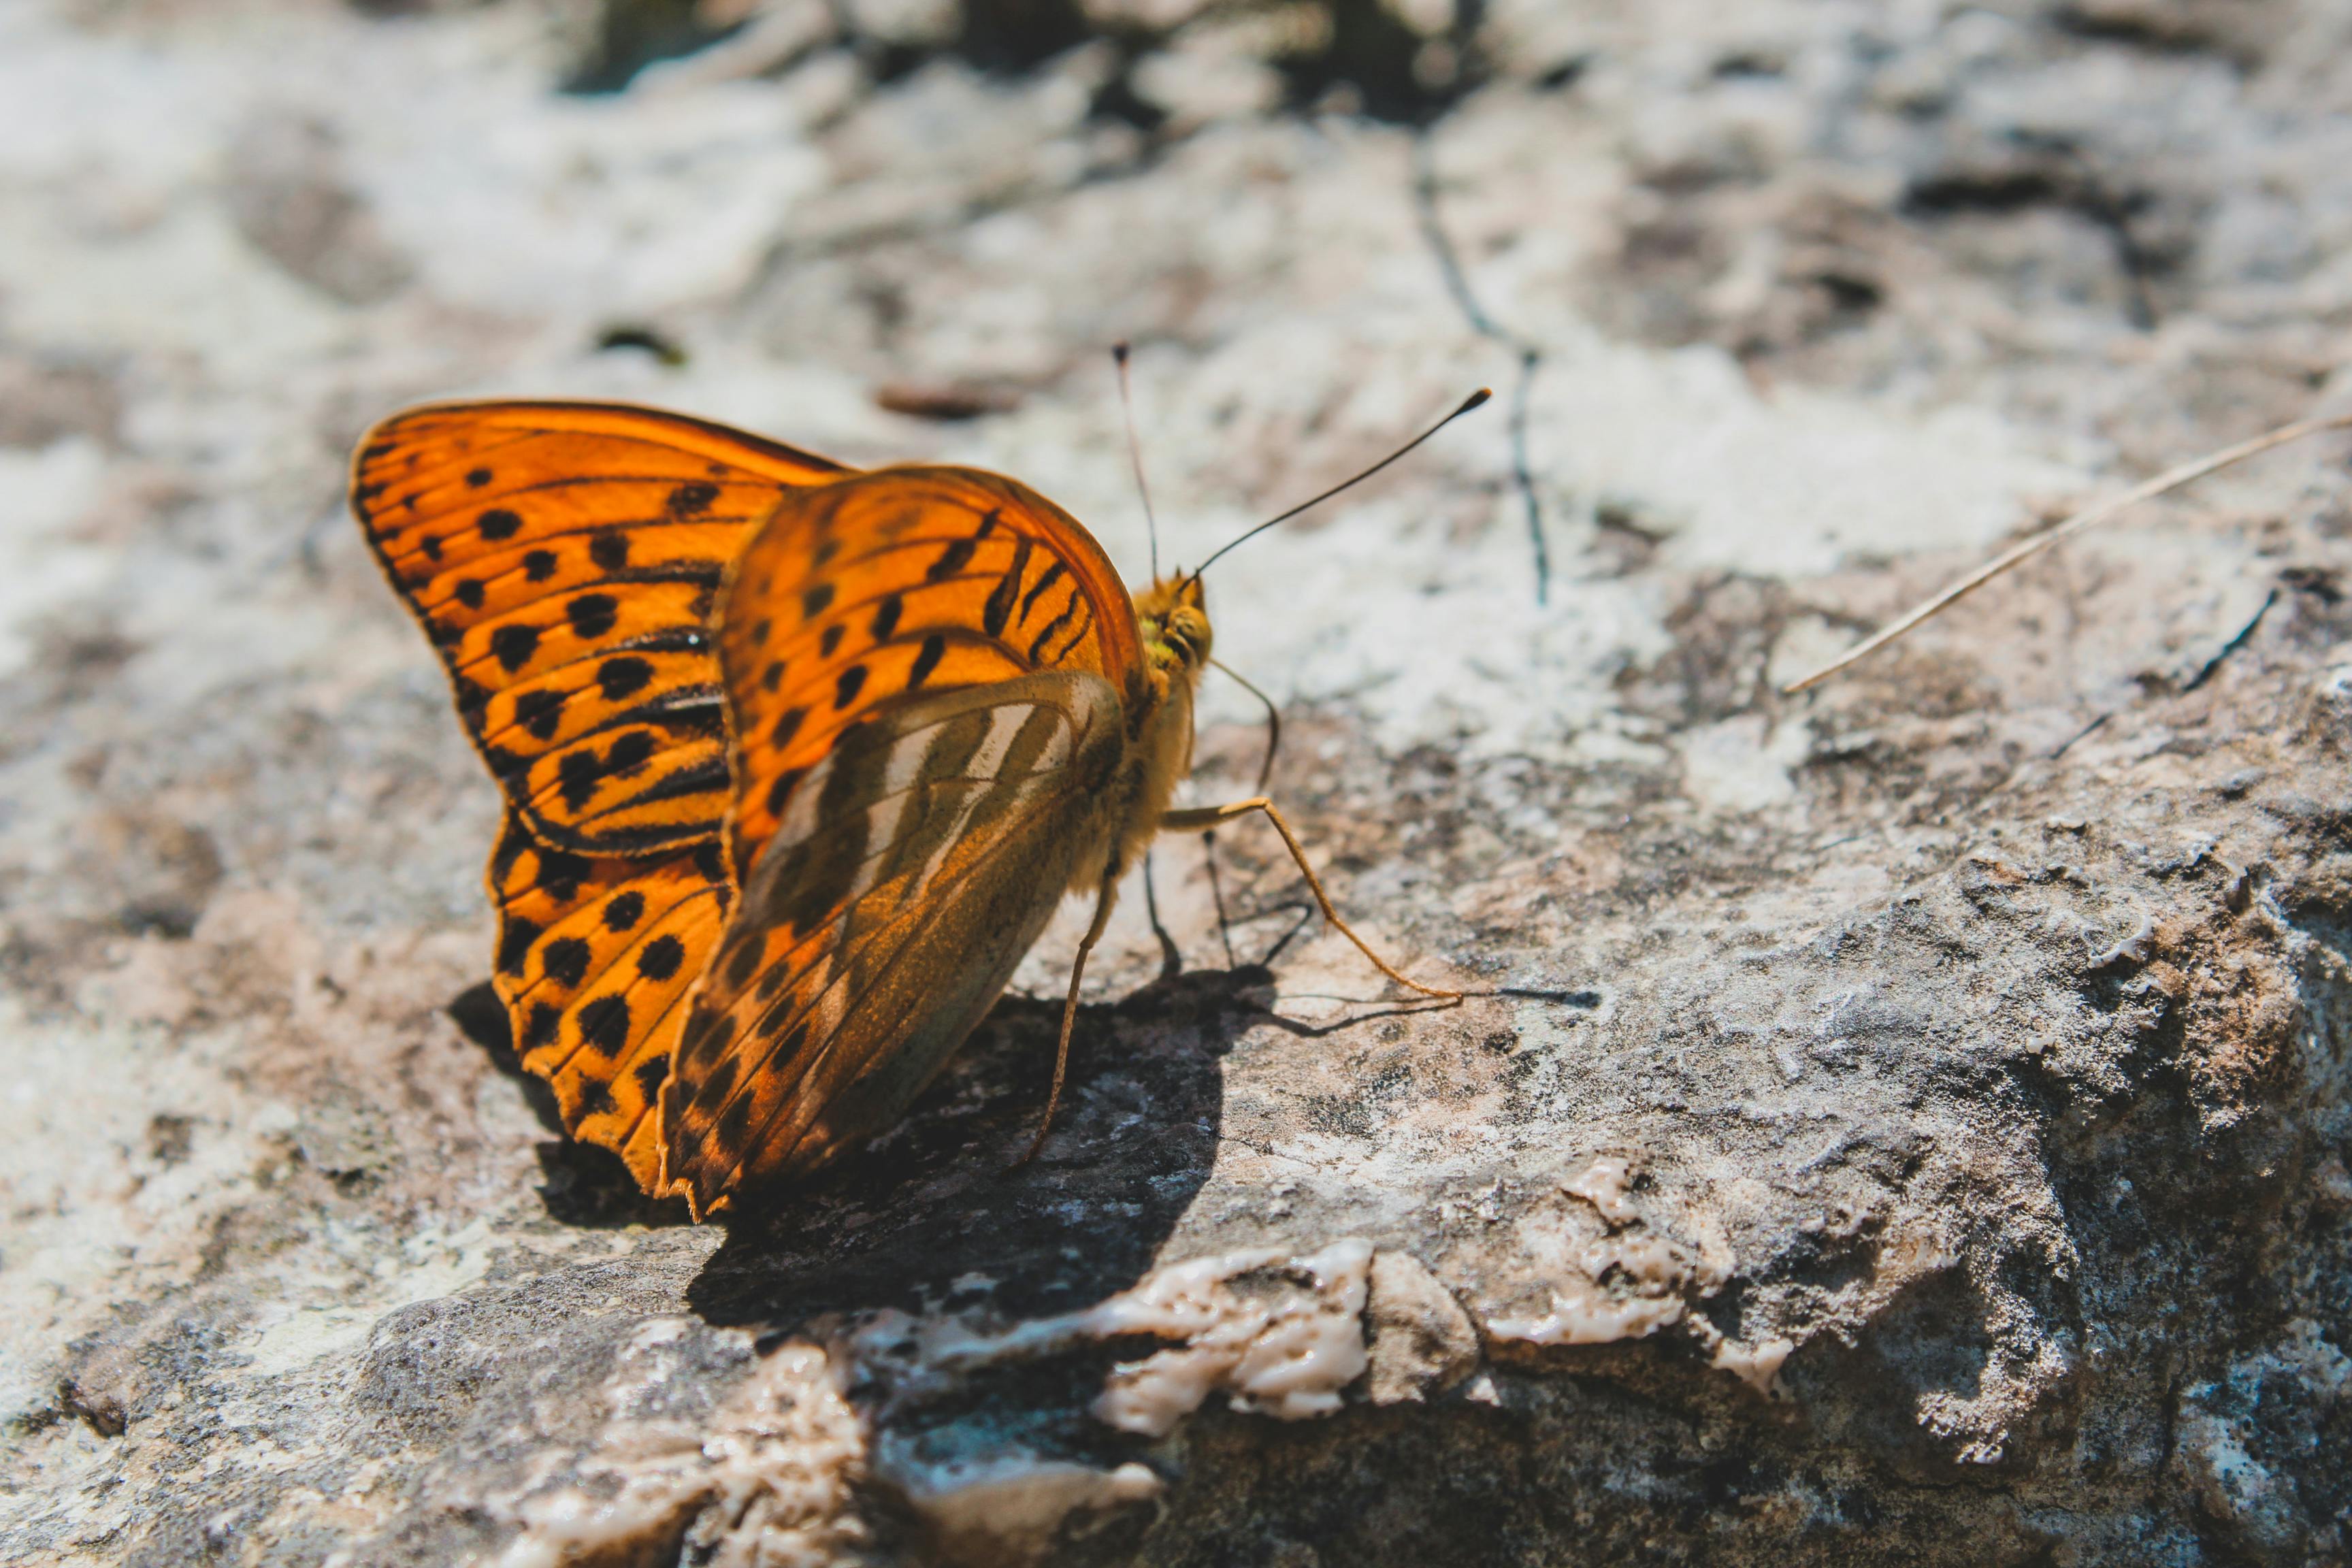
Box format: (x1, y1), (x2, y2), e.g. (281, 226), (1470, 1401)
(910, 702), (1045, 896)
(770, 752), (835, 851)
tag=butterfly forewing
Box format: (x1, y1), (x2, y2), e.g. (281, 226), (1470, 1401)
(663, 674), (1126, 1213)
(353, 400), (850, 855)
(712, 467), (1145, 878)
(658, 467), (1151, 1214)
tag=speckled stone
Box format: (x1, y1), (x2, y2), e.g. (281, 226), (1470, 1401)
(3, 1), (2351, 1563)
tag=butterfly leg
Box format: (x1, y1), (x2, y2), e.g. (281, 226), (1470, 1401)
(1160, 799), (1460, 1000)
(1141, 851), (1183, 982)
(1024, 872), (1120, 1163)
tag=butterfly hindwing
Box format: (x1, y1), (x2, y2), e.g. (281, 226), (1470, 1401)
(354, 401), (847, 1186)
(353, 400), (850, 855)
(487, 813), (733, 1189)
(662, 673), (1126, 1213)
(711, 466), (1147, 879)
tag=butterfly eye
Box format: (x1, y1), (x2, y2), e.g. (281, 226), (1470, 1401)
(1169, 606), (1210, 658)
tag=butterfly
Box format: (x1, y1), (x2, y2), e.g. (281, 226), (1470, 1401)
(350, 391), (1480, 1218)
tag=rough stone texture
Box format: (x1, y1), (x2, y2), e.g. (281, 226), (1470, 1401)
(4, 0), (2352, 1563)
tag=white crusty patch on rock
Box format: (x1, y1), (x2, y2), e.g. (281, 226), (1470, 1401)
(1088, 1236), (1375, 1435)
(495, 1322), (868, 1568)
(1484, 1158), (1737, 1358)
(878, 1237), (1377, 1439)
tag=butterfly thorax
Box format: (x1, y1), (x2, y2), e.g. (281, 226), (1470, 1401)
(1077, 574), (1211, 895)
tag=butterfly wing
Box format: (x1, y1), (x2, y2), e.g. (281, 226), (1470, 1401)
(487, 815), (732, 1183)
(664, 674), (1125, 1212)
(662, 467), (1149, 1214)
(352, 400), (849, 1191)
(353, 399), (849, 855)
(709, 466), (1147, 879)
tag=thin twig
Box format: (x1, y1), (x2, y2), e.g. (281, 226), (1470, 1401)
(2050, 711), (2110, 760)
(2180, 587), (2277, 694)
(1782, 413), (2352, 694)
(1413, 131), (1551, 604)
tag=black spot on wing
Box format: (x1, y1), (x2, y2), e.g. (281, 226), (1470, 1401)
(833, 665), (866, 709)
(819, 623), (844, 658)
(523, 549), (557, 582)
(870, 593), (902, 640)
(478, 508), (522, 541)
(606, 730), (655, 774)
(497, 917), (542, 977)
(568, 594), (619, 640)
(558, 751), (602, 811)
(537, 850), (590, 903)
(514, 688), (567, 741)
(638, 934), (686, 982)
(491, 623), (540, 672)
(576, 994), (631, 1058)
(908, 634), (945, 689)
(603, 891), (645, 930)
(926, 536), (977, 581)
(542, 937), (591, 989)
(598, 657), (654, 701)
(590, 531), (630, 570)
(983, 536), (1031, 638)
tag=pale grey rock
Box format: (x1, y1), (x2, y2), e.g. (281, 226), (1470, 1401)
(1363, 1248), (1480, 1405)
(2, 0), (2351, 1564)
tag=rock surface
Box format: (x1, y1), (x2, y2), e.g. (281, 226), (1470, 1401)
(4, 0), (2352, 1563)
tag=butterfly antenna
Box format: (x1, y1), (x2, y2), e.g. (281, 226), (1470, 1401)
(1113, 342), (1162, 581)
(1184, 387), (1491, 590)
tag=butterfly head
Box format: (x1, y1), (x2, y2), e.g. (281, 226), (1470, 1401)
(1134, 573), (1213, 682)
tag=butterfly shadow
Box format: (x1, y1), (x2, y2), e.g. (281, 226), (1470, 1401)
(447, 951), (1431, 1314)
(676, 960), (1288, 1332)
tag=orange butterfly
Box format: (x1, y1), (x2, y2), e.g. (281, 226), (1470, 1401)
(351, 393), (1477, 1218)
